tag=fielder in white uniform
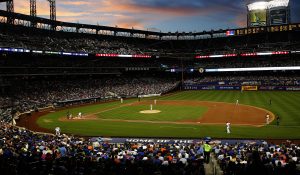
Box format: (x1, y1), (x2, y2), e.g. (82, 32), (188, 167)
(266, 114), (270, 124)
(226, 122), (231, 134)
(55, 127), (61, 136)
(236, 100), (239, 105)
(78, 112), (82, 118)
(154, 99), (157, 105)
(120, 98), (123, 104)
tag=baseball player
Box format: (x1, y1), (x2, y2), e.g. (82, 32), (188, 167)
(78, 112), (82, 119)
(226, 122), (231, 134)
(266, 114), (270, 124)
(154, 99), (157, 105)
(55, 127), (61, 136)
(235, 99), (239, 106)
(120, 98), (123, 104)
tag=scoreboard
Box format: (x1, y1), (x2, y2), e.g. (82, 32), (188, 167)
(269, 8), (289, 25)
(249, 9), (267, 27)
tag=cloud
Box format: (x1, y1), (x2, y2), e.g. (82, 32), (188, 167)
(60, 1), (92, 6)
(233, 13), (247, 27)
(3, 0), (298, 32)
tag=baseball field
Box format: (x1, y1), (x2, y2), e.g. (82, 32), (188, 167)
(20, 91), (300, 139)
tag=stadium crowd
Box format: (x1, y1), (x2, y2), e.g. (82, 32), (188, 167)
(0, 32), (146, 55)
(185, 76), (300, 86)
(0, 121), (205, 175)
(213, 141), (300, 175)
(0, 120), (299, 175)
(0, 77), (178, 121)
(1, 24), (299, 57)
(193, 58), (300, 69)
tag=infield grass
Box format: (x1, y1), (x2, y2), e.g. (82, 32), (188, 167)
(37, 91), (300, 139)
(98, 104), (207, 121)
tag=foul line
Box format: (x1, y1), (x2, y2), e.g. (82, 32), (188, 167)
(83, 101), (139, 118)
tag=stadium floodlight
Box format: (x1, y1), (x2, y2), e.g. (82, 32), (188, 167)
(268, 0), (289, 9)
(209, 55), (224, 58)
(32, 50), (43, 54)
(206, 66), (300, 72)
(247, 1), (268, 11)
(195, 54), (237, 59)
(195, 55), (209, 59)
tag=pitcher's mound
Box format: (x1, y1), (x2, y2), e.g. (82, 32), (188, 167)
(139, 110), (161, 114)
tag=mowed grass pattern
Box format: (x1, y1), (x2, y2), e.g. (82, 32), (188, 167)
(161, 91), (300, 126)
(37, 91), (300, 139)
(98, 105), (208, 121)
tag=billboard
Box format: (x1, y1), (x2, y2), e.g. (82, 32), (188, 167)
(270, 8), (288, 25)
(249, 10), (267, 26)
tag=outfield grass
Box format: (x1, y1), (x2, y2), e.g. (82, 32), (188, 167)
(37, 91), (300, 139)
(161, 91), (300, 126)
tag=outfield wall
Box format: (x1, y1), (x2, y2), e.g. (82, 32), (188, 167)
(183, 85), (300, 91)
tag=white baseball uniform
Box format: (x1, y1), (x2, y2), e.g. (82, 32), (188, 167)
(55, 127), (61, 136)
(236, 100), (239, 105)
(226, 122), (231, 134)
(266, 114), (270, 124)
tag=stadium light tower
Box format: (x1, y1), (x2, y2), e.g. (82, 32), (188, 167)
(5, 0), (14, 12)
(47, 0), (56, 30)
(30, 0), (37, 27)
(47, 0), (56, 21)
(268, 0), (289, 9)
(247, 1), (268, 11)
(30, 0), (36, 17)
(0, 0), (14, 14)
(6, 0), (14, 24)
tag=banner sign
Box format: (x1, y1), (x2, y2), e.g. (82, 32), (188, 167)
(94, 137), (264, 145)
(184, 85), (241, 90)
(242, 86), (258, 91)
(259, 86), (300, 91)
(184, 85), (300, 91)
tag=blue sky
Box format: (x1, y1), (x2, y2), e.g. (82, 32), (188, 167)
(0, 0), (299, 32)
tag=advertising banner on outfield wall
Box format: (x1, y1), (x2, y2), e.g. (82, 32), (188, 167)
(259, 86), (300, 91)
(184, 85), (300, 91)
(242, 86), (258, 91)
(183, 85), (241, 90)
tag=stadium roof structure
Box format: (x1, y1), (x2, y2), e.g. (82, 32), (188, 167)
(0, 10), (226, 39)
(0, 10), (299, 40)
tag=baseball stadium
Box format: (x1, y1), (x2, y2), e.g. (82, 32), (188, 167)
(1, 0), (300, 174)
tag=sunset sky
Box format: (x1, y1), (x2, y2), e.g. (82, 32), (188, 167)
(0, 0), (299, 32)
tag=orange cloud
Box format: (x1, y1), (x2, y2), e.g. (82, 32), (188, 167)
(60, 1), (92, 6)
(234, 13), (247, 27)
(94, 0), (203, 17)
(12, 0), (90, 18)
